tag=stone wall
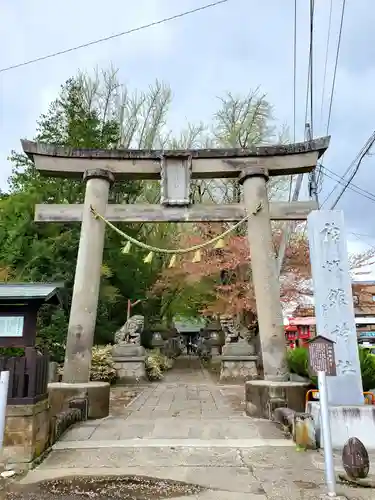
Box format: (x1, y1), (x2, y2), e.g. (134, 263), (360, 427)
(4, 398), (50, 467)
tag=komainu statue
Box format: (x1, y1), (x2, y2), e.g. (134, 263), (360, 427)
(114, 315), (144, 345)
(220, 315), (243, 344)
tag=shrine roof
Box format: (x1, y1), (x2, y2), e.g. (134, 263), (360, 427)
(22, 137), (330, 161)
(174, 319), (205, 334)
(0, 282), (65, 305)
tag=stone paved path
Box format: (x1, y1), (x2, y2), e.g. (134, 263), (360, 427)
(23, 357), (375, 499)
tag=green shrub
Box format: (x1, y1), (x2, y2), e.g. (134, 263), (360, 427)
(36, 307), (67, 363)
(358, 348), (375, 391)
(90, 344), (117, 384)
(145, 349), (173, 381)
(287, 348), (309, 377)
(0, 347), (25, 357)
(287, 346), (375, 391)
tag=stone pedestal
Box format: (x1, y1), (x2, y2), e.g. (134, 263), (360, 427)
(48, 381), (110, 420)
(220, 340), (258, 382)
(307, 401), (375, 450)
(245, 380), (309, 419)
(112, 344), (146, 384)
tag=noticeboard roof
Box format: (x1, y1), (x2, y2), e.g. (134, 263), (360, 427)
(0, 282), (65, 305)
(307, 334), (336, 344)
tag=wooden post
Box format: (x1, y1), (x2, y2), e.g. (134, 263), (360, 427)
(63, 169), (114, 383)
(239, 166), (288, 381)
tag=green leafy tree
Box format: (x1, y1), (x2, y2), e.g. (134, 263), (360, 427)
(0, 67), (297, 357)
(0, 70), (173, 360)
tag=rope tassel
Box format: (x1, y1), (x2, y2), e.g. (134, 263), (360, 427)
(143, 252), (154, 264)
(122, 241), (132, 254)
(214, 238), (225, 249)
(192, 250), (202, 263)
(90, 204), (261, 262)
(168, 254), (177, 268)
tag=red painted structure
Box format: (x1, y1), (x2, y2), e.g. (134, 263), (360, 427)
(284, 316), (315, 347)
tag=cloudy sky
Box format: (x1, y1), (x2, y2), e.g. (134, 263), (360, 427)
(0, 0), (374, 272)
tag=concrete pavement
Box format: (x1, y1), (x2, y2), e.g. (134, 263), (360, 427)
(21, 357), (375, 499)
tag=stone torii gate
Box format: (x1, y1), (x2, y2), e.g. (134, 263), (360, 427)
(22, 138), (329, 389)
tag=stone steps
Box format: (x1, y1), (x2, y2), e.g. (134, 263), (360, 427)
(53, 438), (294, 450)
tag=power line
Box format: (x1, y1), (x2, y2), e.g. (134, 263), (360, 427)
(321, 132), (375, 207)
(319, 0), (333, 132)
(350, 232), (375, 251)
(0, 0), (229, 74)
(325, 0), (346, 135)
(351, 232), (375, 241)
(292, 0), (297, 144)
(288, 0), (297, 204)
(309, 0), (315, 138)
(321, 166), (375, 203)
(316, 0), (346, 190)
(278, 1), (311, 275)
(304, 0), (315, 136)
(322, 166), (375, 201)
(331, 132), (375, 208)
(305, 1), (320, 205)
(321, 155), (356, 206)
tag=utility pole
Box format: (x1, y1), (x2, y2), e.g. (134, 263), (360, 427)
(276, 125), (312, 276)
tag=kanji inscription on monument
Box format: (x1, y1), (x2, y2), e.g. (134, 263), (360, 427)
(308, 335), (336, 376)
(308, 210), (364, 405)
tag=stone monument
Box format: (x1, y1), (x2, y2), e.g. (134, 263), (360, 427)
(112, 315), (146, 384)
(219, 315), (258, 382)
(307, 211), (363, 405)
(306, 210), (375, 450)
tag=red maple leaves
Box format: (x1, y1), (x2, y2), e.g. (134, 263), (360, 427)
(153, 222), (311, 317)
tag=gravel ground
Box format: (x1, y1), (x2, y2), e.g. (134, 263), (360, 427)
(3, 476), (204, 500)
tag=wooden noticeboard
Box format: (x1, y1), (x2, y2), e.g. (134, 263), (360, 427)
(0, 316), (24, 337)
(308, 335), (336, 376)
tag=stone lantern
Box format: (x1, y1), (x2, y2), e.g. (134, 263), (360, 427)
(202, 320), (223, 356)
(151, 332), (164, 348)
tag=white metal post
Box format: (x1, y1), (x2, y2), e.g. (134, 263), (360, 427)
(0, 371), (9, 451)
(318, 370), (337, 497)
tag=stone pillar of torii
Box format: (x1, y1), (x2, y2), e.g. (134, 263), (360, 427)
(22, 138), (330, 384)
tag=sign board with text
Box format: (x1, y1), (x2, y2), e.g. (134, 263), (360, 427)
(0, 316), (24, 337)
(0, 283), (64, 348)
(308, 335), (337, 377)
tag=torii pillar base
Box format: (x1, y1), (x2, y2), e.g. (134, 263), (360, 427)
(245, 380), (309, 419)
(49, 381), (110, 420)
